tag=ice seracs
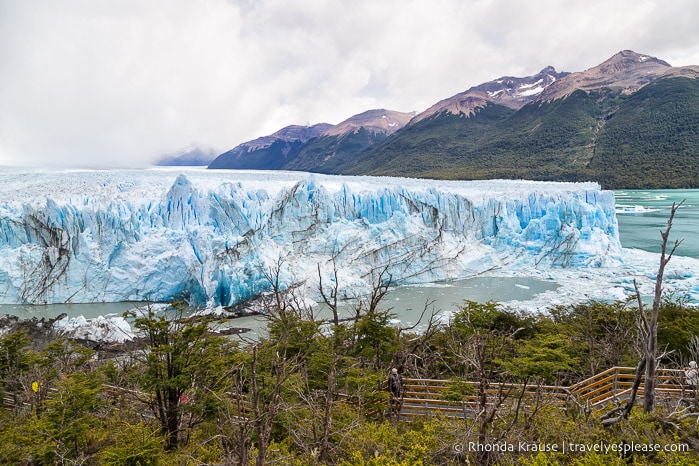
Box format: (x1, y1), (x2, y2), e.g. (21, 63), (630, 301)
(0, 169), (622, 307)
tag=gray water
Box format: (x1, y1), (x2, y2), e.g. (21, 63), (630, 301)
(0, 302), (146, 320)
(220, 276), (560, 338)
(2, 189), (697, 322)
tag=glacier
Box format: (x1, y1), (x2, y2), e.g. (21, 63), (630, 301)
(0, 168), (623, 307)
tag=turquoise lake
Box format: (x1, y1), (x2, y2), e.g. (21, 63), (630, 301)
(615, 189), (699, 259)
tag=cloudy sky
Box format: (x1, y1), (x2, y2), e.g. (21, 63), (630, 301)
(1, 0), (698, 168)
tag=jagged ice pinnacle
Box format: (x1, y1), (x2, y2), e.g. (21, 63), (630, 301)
(0, 169), (622, 306)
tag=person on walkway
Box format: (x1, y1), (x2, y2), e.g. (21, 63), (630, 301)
(388, 368), (403, 415)
(685, 361), (698, 396)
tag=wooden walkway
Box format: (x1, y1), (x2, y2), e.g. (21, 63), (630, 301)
(382, 367), (691, 420)
(569, 366), (687, 409)
(3, 367), (692, 422)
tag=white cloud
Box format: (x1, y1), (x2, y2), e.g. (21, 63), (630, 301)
(1, 0), (698, 167)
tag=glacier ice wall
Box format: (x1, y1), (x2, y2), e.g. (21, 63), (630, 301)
(0, 169), (622, 306)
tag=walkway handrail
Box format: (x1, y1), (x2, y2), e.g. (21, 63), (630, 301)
(570, 367), (686, 407)
(379, 367), (689, 419)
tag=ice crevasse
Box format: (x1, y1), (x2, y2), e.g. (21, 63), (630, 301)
(0, 169), (622, 306)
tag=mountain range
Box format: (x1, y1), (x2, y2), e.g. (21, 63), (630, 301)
(207, 109), (414, 172)
(203, 50), (699, 189)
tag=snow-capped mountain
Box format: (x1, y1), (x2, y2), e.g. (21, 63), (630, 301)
(344, 50), (699, 189)
(410, 66), (567, 123)
(321, 109), (415, 136)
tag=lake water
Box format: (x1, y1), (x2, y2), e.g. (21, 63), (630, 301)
(615, 189), (699, 259)
(2, 189), (698, 325)
(0, 302), (145, 320)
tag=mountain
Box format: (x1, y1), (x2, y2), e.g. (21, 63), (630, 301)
(411, 66), (568, 123)
(347, 51), (699, 189)
(208, 109), (414, 172)
(537, 50), (690, 101)
(157, 144), (218, 166)
(209, 50), (699, 189)
(323, 109), (414, 136)
(208, 123), (332, 170)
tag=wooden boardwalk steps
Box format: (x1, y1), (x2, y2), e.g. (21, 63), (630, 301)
(569, 366), (687, 410)
(381, 367), (692, 420)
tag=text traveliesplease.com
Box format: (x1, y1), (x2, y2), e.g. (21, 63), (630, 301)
(453, 441), (689, 455)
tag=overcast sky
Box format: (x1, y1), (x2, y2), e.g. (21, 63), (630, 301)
(1, 0), (698, 168)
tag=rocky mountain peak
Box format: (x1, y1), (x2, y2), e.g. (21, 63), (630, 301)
(411, 66), (567, 123)
(536, 50), (679, 101)
(243, 123), (333, 151)
(598, 50), (671, 73)
(321, 109), (415, 137)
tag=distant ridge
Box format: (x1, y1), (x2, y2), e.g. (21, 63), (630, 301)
(157, 144), (217, 166)
(241, 123), (334, 151)
(208, 109), (414, 172)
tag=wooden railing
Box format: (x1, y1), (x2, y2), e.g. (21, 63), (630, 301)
(380, 377), (572, 420)
(379, 367), (692, 420)
(3, 367), (692, 421)
(568, 366), (687, 409)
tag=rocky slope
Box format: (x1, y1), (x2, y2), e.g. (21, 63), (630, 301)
(538, 50), (699, 101)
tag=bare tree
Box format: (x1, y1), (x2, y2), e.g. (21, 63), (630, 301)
(242, 255), (314, 466)
(603, 200), (684, 424)
(318, 258), (340, 326)
(250, 343), (290, 466)
(640, 201), (684, 413)
(209, 362), (253, 466)
(394, 299), (442, 378)
(441, 304), (524, 465)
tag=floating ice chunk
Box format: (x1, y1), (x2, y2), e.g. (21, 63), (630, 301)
(54, 315), (134, 343)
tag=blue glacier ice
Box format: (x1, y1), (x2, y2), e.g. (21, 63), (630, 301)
(0, 169), (622, 306)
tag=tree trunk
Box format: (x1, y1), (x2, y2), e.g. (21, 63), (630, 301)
(165, 388), (180, 451)
(642, 201), (682, 413)
(319, 358), (336, 463)
(251, 345), (268, 466)
(643, 343), (657, 413)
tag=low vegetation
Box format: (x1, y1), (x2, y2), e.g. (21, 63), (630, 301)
(2, 289), (699, 464)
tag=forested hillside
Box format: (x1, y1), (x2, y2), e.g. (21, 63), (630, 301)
(591, 77), (699, 188)
(349, 77), (699, 188)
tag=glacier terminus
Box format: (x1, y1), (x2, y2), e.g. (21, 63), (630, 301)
(0, 168), (623, 307)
